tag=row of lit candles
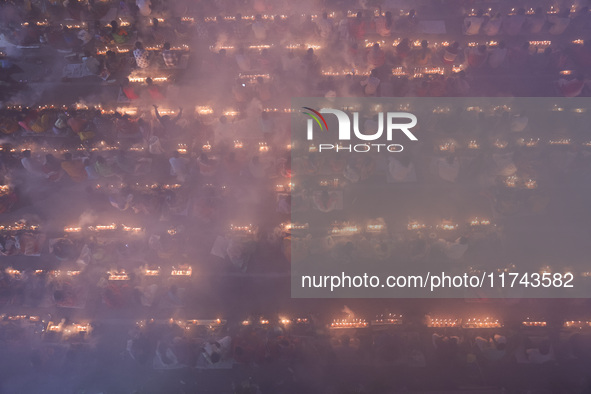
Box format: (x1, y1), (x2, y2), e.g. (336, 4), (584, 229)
(5, 102), (586, 119)
(230, 224), (256, 234)
(428, 318), (502, 328)
(96, 44), (188, 56)
(0, 222), (39, 232)
(281, 219), (488, 234)
(408, 219), (492, 231)
(331, 319), (369, 328)
(7, 268), (194, 279)
(95, 183), (182, 191)
(108, 266), (192, 280)
(64, 224), (143, 233)
(438, 137), (582, 152)
(240, 317), (310, 326)
(503, 176), (538, 189)
(46, 321), (91, 335)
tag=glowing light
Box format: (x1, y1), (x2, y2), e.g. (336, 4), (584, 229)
(196, 106), (213, 115)
(108, 270), (129, 281)
(407, 221), (426, 231)
(330, 319), (368, 328)
(428, 318), (459, 328)
(171, 266), (192, 277)
(463, 317), (501, 328)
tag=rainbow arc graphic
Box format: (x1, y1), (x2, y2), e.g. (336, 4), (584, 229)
(302, 107), (328, 131)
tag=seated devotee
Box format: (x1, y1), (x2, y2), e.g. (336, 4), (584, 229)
(154, 105), (183, 135)
(83, 158), (100, 180)
(136, 0), (151, 16)
(510, 111), (528, 132)
(525, 342), (555, 364)
(395, 38), (412, 65)
(413, 40), (432, 66)
(133, 41), (150, 69)
(548, 9), (571, 35)
(20, 150), (44, 176)
(466, 45), (488, 69)
(447, 71), (470, 96)
(374, 11), (393, 37)
(109, 190), (134, 211)
(110, 20), (129, 44)
(254, 76), (272, 103)
(557, 74), (586, 97)
(463, 9), (486, 35)
(303, 48), (320, 77)
(256, 48), (275, 73)
(488, 41), (507, 69)
(161, 42), (178, 68)
(19, 110), (52, 133)
(197, 153), (217, 177)
(42, 154), (62, 181)
(367, 43), (386, 70)
(235, 47), (251, 72)
(361, 69), (380, 96)
(82, 50), (101, 75)
(312, 190), (339, 213)
(435, 156), (460, 182)
(145, 77), (165, 100)
(232, 79), (250, 107)
(503, 8), (526, 35)
(169, 151), (189, 182)
(0, 116), (19, 135)
(61, 152), (87, 182)
(252, 14), (267, 40)
(121, 78), (140, 100)
(525, 7), (546, 34)
(475, 334), (506, 362)
(248, 156), (267, 179)
(102, 50), (122, 81)
(482, 13), (503, 36)
(316, 12), (334, 40)
(146, 18), (165, 44)
(388, 155), (417, 182)
(94, 156), (118, 178)
(349, 12), (366, 43)
(436, 236), (469, 260)
(442, 42), (461, 65)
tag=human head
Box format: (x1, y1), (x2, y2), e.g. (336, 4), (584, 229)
(64, 152), (73, 160)
(135, 41), (144, 50)
(163, 42), (171, 50)
(23, 150), (31, 158)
